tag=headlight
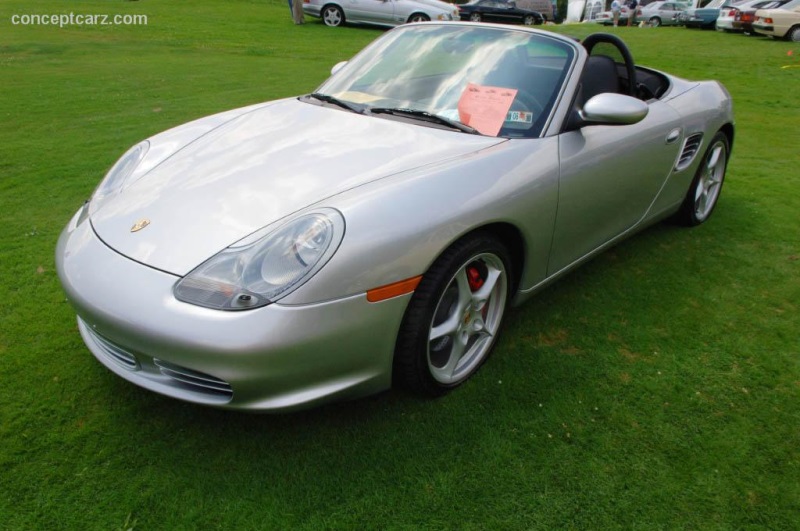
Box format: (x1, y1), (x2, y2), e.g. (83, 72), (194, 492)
(174, 209), (346, 310)
(93, 140), (149, 203)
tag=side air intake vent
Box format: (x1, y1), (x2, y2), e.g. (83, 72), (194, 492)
(675, 133), (704, 171)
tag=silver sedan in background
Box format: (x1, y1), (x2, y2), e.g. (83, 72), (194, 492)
(57, 24), (734, 411)
(639, 1), (689, 26)
(303, 0), (459, 27)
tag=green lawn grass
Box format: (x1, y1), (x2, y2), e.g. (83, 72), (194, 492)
(1, 1), (799, 528)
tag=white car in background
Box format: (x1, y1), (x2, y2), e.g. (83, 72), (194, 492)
(303, 0), (460, 27)
(716, 0), (771, 30)
(593, 5), (632, 24)
(752, 0), (800, 39)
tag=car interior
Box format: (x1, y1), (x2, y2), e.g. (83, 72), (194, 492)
(579, 33), (671, 103)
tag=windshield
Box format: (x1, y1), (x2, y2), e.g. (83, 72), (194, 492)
(314, 25), (576, 138)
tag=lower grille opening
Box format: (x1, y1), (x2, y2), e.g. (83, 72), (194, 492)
(88, 327), (139, 370)
(153, 359), (233, 398)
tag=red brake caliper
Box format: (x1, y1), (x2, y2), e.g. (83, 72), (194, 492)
(467, 266), (484, 292)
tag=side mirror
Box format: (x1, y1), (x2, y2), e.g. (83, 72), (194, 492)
(331, 61), (348, 76)
(580, 93), (648, 126)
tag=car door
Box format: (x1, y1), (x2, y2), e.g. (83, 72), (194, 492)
(547, 100), (684, 275)
(493, 1), (521, 22)
(478, 0), (505, 22)
(661, 3), (682, 22)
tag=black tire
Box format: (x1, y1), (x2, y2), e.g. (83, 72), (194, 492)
(321, 5), (344, 27)
(469, 12), (483, 22)
(394, 233), (512, 396)
(649, 16), (661, 27)
(788, 25), (800, 42)
(408, 13), (430, 23)
(673, 132), (729, 226)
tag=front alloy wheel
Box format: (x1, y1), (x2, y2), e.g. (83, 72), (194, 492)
(675, 132), (729, 226)
(322, 5), (344, 26)
(523, 15), (536, 25)
(470, 12), (483, 22)
(394, 233), (511, 396)
(408, 13), (430, 23)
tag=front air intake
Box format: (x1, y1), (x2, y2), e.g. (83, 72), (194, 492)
(153, 359), (233, 398)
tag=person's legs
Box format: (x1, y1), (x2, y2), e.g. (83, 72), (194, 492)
(292, 0), (305, 24)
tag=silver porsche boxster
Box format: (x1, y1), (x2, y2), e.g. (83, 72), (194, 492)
(56, 23), (734, 411)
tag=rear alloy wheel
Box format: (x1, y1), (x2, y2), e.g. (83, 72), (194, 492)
(470, 12), (483, 22)
(675, 132), (729, 226)
(789, 26), (800, 42)
(394, 233), (511, 396)
(649, 16), (661, 27)
(408, 13), (430, 23)
(523, 15), (536, 25)
(322, 5), (344, 27)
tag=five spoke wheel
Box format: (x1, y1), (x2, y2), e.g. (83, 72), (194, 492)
(693, 140), (726, 222)
(394, 233), (512, 396)
(674, 131), (729, 226)
(428, 253), (507, 385)
(322, 5), (344, 27)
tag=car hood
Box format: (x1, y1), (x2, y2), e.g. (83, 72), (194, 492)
(414, 0), (459, 12)
(90, 98), (506, 276)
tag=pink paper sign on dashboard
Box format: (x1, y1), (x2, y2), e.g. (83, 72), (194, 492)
(458, 83), (518, 137)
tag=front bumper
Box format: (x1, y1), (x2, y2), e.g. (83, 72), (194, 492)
(716, 18), (736, 30)
(680, 14), (714, 27)
(302, 4), (322, 18)
(56, 210), (410, 411)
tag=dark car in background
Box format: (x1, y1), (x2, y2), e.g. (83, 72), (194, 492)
(457, 0), (545, 24)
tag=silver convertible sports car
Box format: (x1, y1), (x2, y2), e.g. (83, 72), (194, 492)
(56, 23), (734, 411)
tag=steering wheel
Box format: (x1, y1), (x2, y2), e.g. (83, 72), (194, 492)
(511, 88), (544, 117)
(581, 33), (637, 98)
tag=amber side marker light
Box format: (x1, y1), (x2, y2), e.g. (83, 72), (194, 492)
(366, 276), (423, 303)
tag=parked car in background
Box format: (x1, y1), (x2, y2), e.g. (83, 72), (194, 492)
(515, 0), (555, 20)
(734, 0), (789, 32)
(457, 0), (545, 24)
(680, 0), (727, 27)
(753, 0), (800, 39)
(716, 0), (771, 30)
(638, 1), (689, 26)
(303, 0), (459, 27)
(594, 5), (632, 24)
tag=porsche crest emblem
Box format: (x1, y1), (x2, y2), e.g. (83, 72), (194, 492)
(130, 218), (151, 233)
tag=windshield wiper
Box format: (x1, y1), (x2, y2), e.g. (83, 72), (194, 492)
(305, 93), (366, 114)
(369, 107), (481, 135)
